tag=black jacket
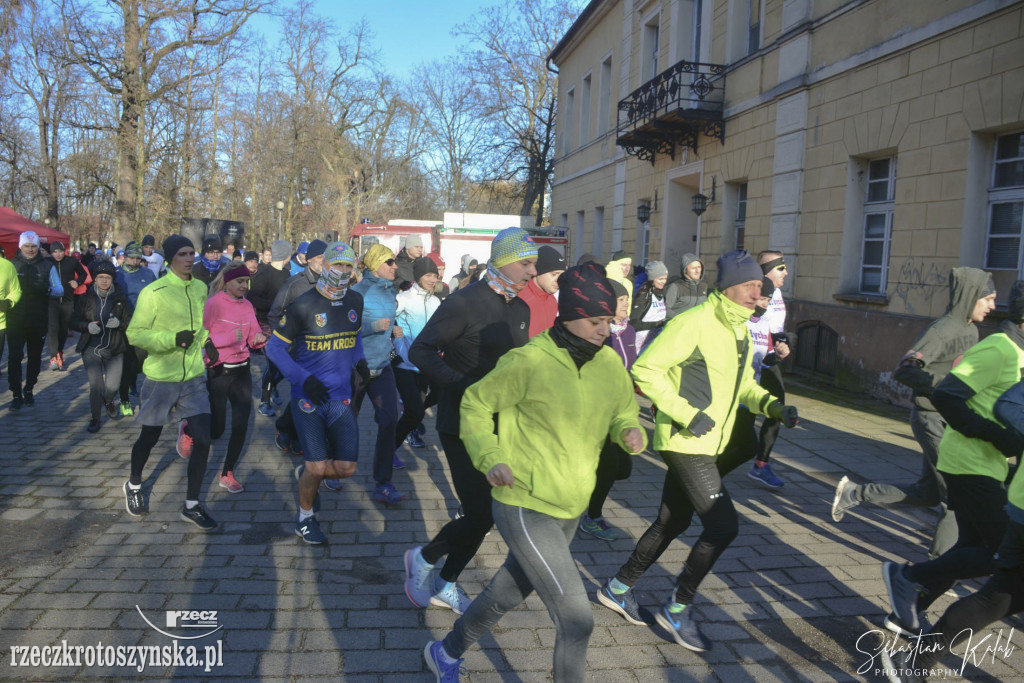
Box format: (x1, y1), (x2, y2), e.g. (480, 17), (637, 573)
(247, 264), (292, 328)
(630, 281), (668, 332)
(394, 249), (416, 292)
(409, 278), (530, 435)
(48, 256), (88, 304)
(8, 252), (52, 331)
(71, 284), (132, 356)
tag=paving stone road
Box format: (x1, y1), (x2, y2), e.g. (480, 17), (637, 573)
(0, 348), (1021, 681)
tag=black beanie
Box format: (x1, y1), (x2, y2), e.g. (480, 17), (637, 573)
(141, 234), (155, 247)
(243, 250), (259, 263)
(306, 240), (328, 260)
(91, 260), (116, 279)
(536, 246), (567, 275)
(716, 250), (763, 290)
(162, 234), (194, 261)
(760, 276), (776, 301)
(201, 235), (222, 254)
(413, 256), (439, 281)
(609, 279), (628, 300)
(556, 264), (617, 321)
(1009, 280), (1024, 324)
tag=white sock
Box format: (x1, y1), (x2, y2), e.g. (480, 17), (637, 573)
(298, 507), (314, 522)
(127, 482), (141, 491)
(185, 500), (198, 510)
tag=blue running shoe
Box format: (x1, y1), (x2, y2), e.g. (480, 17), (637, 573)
(321, 478), (343, 492)
(596, 580), (645, 625)
(295, 515), (327, 544)
(430, 581), (471, 615)
(373, 483), (406, 504)
(405, 432), (426, 448)
(257, 401), (276, 417)
(424, 641), (464, 682)
(655, 603), (710, 652)
(748, 462), (784, 488)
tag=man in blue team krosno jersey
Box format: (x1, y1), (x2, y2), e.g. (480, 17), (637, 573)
(266, 242), (371, 545)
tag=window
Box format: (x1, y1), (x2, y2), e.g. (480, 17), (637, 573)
(985, 131), (1024, 296)
(575, 210), (586, 261)
(598, 56), (612, 134)
(859, 157), (896, 293)
(643, 17), (660, 81)
(563, 87), (575, 155)
(594, 206), (605, 258)
(735, 183), (748, 250)
(747, 0), (761, 55)
(580, 74), (592, 145)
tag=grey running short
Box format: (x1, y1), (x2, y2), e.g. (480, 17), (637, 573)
(136, 376), (211, 426)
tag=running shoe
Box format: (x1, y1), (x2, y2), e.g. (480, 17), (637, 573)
(373, 483), (406, 504)
(275, 430), (291, 452)
(105, 400), (120, 419)
(748, 462), (784, 488)
(656, 603), (710, 652)
(49, 357), (59, 371)
(322, 478), (343, 492)
(22, 389), (34, 406)
(405, 432), (426, 448)
(884, 610), (932, 638)
(430, 581), (472, 615)
(882, 561), (923, 632)
(597, 580), (646, 625)
(180, 504), (217, 531)
(257, 401), (276, 417)
(831, 475), (860, 522)
(10, 395), (22, 411)
(218, 471), (244, 493)
(123, 481), (146, 516)
(393, 453), (406, 469)
(424, 641), (464, 682)
(295, 515), (327, 544)
(404, 546), (434, 607)
(86, 418), (101, 433)
(119, 401), (134, 417)
(176, 421), (193, 458)
(579, 514), (617, 540)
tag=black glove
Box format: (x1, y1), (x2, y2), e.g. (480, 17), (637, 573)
(175, 330), (195, 348)
(204, 339), (219, 367)
(992, 427), (1024, 459)
(0, 299), (10, 313)
(355, 359), (371, 385)
(303, 375), (330, 405)
(768, 400), (799, 428)
(687, 411), (716, 437)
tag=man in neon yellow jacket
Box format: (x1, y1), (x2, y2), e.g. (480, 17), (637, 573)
(422, 263), (646, 682)
(0, 256), (22, 387)
(123, 235), (217, 531)
(598, 249), (798, 653)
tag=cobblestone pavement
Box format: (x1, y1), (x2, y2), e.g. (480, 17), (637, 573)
(1, 348), (1021, 681)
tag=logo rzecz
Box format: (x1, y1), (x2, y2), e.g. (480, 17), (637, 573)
(348, 310), (358, 323)
(314, 313), (327, 328)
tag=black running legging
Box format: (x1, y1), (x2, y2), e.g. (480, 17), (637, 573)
(908, 472), (1007, 612)
(47, 300), (73, 357)
(587, 438), (633, 519)
(119, 345), (140, 403)
(915, 520), (1024, 671)
(208, 364), (253, 475)
(756, 365), (784, 464)
(616, 409), (757, 605)
(260, 360), (282, 403)
(394, 367), (429, 447)
(130, 413), (212, 501)
(421, 432), (495, 583)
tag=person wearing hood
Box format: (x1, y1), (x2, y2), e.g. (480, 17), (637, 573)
(193, 235), (225, 285)
(882, 279), (1024, 649)
(203, 265), (268, 494)
(71, 260), (132, 432)
(404, 227), (537, 618)
(114, 241), (157, 416)
(393, 256), (442, 450)
(423, 263), (646, 681)
(597, 250), (798, 652)
(449, 254), (477, 293)
(267, 239), (327, 455)
(290, 241), (309, 277)
(352, 244), (405, 505)
(630, 260), (670, 351)
(665, 254), (708, 319)
(46, 241), (89, 371)
(266, 242), (368, 545)
(7, 231), (54, 409)
(605, 250), (634, 310)
(832, 267), (997, 585)
(393, 234), (424, 291)
(518, 245), (566, 337)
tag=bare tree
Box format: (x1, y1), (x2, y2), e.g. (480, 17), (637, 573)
(59, 0), (264, 237)
(455, 0), (580, 225)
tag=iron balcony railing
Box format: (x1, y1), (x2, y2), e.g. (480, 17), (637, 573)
(617, 58), (726, 162)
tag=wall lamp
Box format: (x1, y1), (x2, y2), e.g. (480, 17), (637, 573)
(637, 202), (651, 223)
(691, 177), (717, 217)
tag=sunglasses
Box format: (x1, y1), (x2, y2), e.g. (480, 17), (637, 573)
(384, 259), (396, 266)
(774, 264), (787, 272)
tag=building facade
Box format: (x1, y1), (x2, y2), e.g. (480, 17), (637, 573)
(550, 0), (1024, 400)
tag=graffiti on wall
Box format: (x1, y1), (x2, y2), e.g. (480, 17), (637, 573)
(892, 258), (948, 315)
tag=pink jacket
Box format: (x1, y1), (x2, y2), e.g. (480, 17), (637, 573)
(203, 291), (265, 366)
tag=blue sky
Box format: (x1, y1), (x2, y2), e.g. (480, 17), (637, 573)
(251, 0), (497, 78)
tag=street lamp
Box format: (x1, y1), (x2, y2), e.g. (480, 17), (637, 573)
(275, 200), (285, 239)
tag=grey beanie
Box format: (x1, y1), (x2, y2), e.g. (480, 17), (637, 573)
(271, 240), (292, 262)
(716, 250), (763, 290)
(645, 261), (668, 280)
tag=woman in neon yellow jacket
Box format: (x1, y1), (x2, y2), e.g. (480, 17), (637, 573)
(422, 264), (646, 683)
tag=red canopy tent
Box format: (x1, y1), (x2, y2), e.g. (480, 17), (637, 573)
(0, 207), (72, 259)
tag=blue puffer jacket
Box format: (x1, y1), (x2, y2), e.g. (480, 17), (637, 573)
(115, 265), (157, 310)
(352, 272), (398, 370)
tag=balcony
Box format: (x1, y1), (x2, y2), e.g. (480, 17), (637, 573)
(617, 59), (726, 163)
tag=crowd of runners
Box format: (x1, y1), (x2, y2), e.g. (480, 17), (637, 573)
(1, 224), (1022, 683)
